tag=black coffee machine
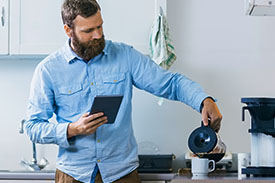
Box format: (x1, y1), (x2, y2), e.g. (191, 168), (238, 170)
(241, 97), (275, 176)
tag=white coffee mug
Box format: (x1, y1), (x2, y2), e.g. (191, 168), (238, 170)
(191, 158), (215, 179)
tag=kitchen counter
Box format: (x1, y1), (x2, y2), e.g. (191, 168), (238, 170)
(172, 173), (275, 183)
(1, 171), (275, 182)
(0, 170), (175, 182)
(0, 170), (55, 180)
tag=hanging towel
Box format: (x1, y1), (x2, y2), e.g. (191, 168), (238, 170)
(149, 7), (177, 105)
(149, 7), (176, 70)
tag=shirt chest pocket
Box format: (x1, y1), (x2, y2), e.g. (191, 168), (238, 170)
(56, 84), (84, 113)
(100, 74), (126, 95)
(58, 85), (83, 95)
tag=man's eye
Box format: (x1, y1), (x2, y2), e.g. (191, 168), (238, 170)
(84, 30), (92, 33)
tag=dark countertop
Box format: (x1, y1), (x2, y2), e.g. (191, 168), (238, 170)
(172, 173), (275, 183)
(0, 171), (275, 182)
(0, 171), (175, 181)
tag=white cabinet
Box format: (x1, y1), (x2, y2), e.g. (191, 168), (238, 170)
(99, 0), (166, 54)
(9, 0), (67, 55)
(0, 0), (9, 55)
(1, 0), (166, 56)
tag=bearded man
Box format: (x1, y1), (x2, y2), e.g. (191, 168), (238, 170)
(25, 0), (222, 183)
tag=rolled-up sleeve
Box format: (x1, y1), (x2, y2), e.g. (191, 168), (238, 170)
(127, 46), (208, 112)
(26, 63), (70, 148)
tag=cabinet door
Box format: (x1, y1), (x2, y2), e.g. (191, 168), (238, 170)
(98, 0), (157, 54)
(0, 0), (9, 55)
(9, 0), (67, 55)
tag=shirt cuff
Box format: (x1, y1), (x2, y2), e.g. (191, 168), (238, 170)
(55, 122), (70, 148)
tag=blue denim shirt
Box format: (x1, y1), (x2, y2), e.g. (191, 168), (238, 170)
(26, 39), (208, 183)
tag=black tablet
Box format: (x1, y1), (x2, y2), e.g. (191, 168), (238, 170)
(89, 95), (123, 124)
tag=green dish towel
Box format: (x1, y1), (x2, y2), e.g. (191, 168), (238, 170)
(149, 8), (177, 106)
(149, 8), (176, 70)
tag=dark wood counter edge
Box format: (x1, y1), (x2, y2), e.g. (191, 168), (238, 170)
(0, 172), (176, 181)
(172, 174), (275, 183)
(171, 180), (275, 183)
(1, 172), (275, 182)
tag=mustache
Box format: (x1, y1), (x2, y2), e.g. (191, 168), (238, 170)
(85, 36), (104, 47)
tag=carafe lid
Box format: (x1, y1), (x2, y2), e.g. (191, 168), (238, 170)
(188, 122), (217, 153)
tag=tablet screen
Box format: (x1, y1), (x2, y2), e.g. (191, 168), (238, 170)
(89, 95), (123, 124)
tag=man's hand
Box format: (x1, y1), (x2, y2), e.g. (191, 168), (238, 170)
(67, 112), (108, 138)
(201, 98), (222, 132)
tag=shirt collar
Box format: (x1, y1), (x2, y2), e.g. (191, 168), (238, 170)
(63, 38), (109, 64)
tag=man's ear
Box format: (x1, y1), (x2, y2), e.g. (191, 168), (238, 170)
(64, 24), (73, 38)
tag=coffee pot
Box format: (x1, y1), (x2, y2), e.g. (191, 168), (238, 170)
(188, 121), (226, 162)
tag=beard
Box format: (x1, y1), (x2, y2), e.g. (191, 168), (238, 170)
(71, 32), (105, 61)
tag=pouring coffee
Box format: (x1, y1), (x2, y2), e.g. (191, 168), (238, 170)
(188, 121), (226, 162)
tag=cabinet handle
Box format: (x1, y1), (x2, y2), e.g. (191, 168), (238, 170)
(1, 6), (5, 27)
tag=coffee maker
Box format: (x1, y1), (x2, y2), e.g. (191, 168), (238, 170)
(241, 97), (275, 176)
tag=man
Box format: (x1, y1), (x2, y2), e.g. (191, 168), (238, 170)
(25, 0), (222, 183)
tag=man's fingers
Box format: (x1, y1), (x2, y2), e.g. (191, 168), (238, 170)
(202, 111), (222, 132)
(82, 112), (90, 117)
(86, 119), (108, 134)
(210, 116), (222, 132)
(86, 116), (108, 128)
(201, 98), (222, 132)
(202, 111), (210, 126)
(86, 112), (104, 121)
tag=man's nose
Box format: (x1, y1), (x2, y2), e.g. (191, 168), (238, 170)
(91, 29), (102, 40)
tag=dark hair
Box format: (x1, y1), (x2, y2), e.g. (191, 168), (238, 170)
(61, 0), (101, 27)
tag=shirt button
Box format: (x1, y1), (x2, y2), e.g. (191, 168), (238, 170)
(90, 82), (94, 86)
(68, 90), (72, 94)
(113, 80), (117, 82)
(97, 140), (100, 143)
(97, 159), (101, 163)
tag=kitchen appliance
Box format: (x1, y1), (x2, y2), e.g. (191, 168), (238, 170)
(246, 0), (275, 16)
(241, 97), (275, 176)
(188, 122), (226, 163)
(138, 154), (175, 173)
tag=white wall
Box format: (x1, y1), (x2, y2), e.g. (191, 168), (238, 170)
(166, 0), (275, 153)
(1, 0), (275, 172)
(0, 59), (58, 170)
(135, 0), (275, 170)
